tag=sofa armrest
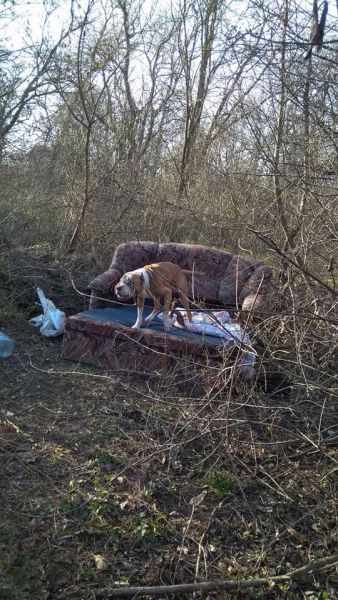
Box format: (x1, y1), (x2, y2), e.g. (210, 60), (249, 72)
(88, 267), (123, 294)
(88, 267), (123, 309)
(239, 265), (272, 312)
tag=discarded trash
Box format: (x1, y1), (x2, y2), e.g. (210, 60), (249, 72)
(0, 330), (14, 357)
(158, 309), (256, 380)
(29, 287), (66, 337)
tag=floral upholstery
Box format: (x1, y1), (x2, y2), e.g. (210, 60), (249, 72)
(61, 242), (272, 378)
(88, 241), (272, 310)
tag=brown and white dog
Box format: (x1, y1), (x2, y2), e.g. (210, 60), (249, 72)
(114, 262), (200, 330)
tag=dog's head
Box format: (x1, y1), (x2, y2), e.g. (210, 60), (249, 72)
(115, 270), (145, 300)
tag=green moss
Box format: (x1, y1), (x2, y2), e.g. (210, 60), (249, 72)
(203, 471), (237, 497)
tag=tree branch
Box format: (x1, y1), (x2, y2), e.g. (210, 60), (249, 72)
(96, 554), (338, 598)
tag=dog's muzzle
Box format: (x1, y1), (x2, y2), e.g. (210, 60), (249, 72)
(115, 282), (133, 300)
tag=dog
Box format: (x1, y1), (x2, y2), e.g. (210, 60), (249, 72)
(114, 262), (202, 330)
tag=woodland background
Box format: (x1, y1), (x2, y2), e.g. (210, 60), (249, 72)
(0, 0), (337, 266)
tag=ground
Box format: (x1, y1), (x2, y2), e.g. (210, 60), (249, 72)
(0, 249), (337, 599)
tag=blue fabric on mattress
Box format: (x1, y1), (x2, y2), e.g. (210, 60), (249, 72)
(77, 306), (229, 347)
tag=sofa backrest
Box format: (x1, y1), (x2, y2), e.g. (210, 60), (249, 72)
(108, 241), (272, 306)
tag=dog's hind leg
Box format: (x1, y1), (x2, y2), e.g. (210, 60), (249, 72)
(178, 274), (192, 322)
(162, 290), (173, 331)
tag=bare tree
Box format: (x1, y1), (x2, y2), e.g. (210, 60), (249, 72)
(57, 0), (118, 252)
(52, 0), (181, 250)
(0, 3), (74, 160)
(176, 0), (268, 198)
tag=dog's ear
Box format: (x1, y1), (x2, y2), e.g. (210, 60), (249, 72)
(131, 272), (144, 293)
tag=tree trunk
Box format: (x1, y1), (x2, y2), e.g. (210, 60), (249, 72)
(67, 124), (92, 253)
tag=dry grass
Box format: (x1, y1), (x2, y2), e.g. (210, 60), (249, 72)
(0, 248), (337, 599)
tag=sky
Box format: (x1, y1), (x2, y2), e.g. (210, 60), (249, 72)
(3, 0), (72, 50)
(3, 0), (172, 51)
(4, 0), (335, 54)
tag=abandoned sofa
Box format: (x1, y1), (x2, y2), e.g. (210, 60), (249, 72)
(61, 241), (272, 376)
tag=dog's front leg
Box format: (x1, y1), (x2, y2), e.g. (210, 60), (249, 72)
(144, 298), (161, 325)
(132, 298), (144, 328)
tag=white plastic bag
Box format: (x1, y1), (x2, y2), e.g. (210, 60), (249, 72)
(29, 287), (66, 337)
